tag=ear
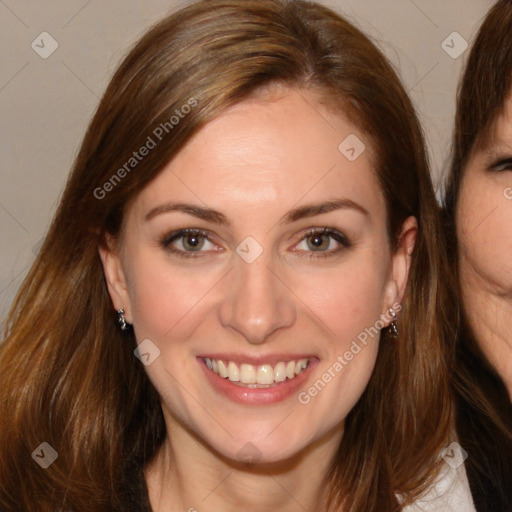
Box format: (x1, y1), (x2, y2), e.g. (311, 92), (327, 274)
(381, 216), (417, 323)
(98, 235), (133, 323)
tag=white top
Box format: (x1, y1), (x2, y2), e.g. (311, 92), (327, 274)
(402, 460), (476, 512)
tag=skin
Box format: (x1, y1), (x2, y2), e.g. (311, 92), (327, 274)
(457, 94), (512, 400)
(100, 86), (416, 512)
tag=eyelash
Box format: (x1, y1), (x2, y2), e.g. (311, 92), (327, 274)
(159, 227), (352, 259)
(490, 158), (512, 172)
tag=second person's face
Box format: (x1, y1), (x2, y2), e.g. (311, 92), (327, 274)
(457, 95), (512, 300)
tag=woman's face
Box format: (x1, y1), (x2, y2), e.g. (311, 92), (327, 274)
(101, 87), (414, 464)
(457, 95), (512, 299)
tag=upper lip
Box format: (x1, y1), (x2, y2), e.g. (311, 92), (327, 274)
(198, 353), (317, 365)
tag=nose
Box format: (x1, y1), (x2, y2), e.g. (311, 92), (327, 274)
(219, 253), (297, 345)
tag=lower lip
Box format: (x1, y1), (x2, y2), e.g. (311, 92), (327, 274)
(198, 358), (318, 405)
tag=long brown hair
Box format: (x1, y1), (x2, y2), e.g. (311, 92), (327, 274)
(443, 1), (512, 510)
(0, 1), (453, 510)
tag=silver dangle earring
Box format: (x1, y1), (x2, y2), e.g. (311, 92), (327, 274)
(388, 308), (399, 338)
(117, 308), (130, 331)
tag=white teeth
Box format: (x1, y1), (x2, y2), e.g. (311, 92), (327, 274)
(204, 357), (310, 385)
(240, 364), (257, 384)
(274, 362), (287, 382)
(256, 364), (274, 385)
(286, 361), (295, 379)
(228, 361), (240, 382)
(295, 359), (309, 375)
(218, 360), (228, 378)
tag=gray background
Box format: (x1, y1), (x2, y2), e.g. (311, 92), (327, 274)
(0, 0), (493, 323)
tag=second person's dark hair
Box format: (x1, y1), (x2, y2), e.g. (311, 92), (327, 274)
(443, 1), (512, 510)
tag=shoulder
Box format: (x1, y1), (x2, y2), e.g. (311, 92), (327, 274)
(401, 459), (476, 512)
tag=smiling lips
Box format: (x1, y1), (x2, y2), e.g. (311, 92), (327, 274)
(202, 357), (310, 387)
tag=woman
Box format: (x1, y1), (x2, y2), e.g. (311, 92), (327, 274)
(444, 1), (512, 510)
(0, 0), (469, 510)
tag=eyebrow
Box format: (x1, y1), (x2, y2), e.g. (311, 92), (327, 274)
(483, 143), (512, 170)
(482, 136), (512, 154)
(144, 198), (369, 225)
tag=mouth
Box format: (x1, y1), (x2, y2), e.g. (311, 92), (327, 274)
(202, 357), (310, 388)
(198, 354), (317, 405)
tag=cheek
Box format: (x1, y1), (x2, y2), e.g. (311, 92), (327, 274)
(458, 180), (512, 287)
(293, 264), (384, 427)
(287, 256), (389, 342)
(127, 252), (219, 342)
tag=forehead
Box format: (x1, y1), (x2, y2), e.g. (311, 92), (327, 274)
(477, 94), (512, 156)
(131, 88), (385, 220)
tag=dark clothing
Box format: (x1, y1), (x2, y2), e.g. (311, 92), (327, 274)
(119, 459), (152, 512)
(454, 337), (512, 512)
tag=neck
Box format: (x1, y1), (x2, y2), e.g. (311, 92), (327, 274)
(145, 420), (342, 512)
(459, 257), (512, 400)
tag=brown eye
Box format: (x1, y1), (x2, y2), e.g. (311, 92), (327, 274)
(294, 228), (352, 257)
(305, 233), (331, 251)
(160, 229), (217, 258)
(181, 233), (205, 251)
